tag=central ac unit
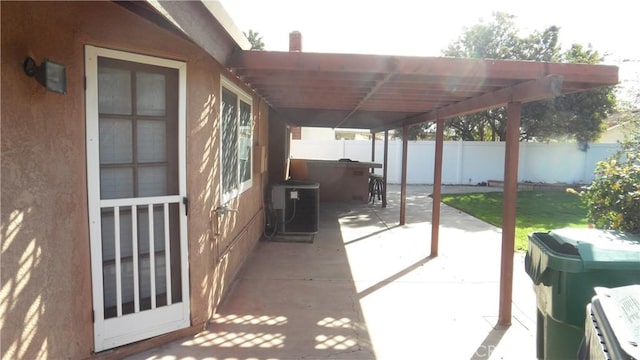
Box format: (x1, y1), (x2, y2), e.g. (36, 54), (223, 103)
(271, 180), (319, 235)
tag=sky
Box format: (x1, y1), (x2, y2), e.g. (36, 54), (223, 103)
(220, 0), (639, 62)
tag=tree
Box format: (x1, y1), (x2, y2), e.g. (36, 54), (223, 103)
(244, 29), (265, 50)
(392, 123), (436, 140)
(576, 128), (640, 233)
(442, 13), (617, 145)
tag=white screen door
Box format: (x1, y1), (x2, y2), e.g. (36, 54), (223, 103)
(85, 46), (189, 352)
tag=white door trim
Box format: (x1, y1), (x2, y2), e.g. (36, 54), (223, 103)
(85, 45), (190, 352)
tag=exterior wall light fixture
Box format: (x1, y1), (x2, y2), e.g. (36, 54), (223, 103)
(23, 57), (67, 94)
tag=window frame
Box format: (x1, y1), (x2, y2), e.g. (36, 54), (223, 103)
(220, 76), (254, 203)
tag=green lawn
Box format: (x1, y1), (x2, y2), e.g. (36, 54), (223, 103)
(440, 190), (589, 251)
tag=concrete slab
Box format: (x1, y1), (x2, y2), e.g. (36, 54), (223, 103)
(127, 184), (538, 360)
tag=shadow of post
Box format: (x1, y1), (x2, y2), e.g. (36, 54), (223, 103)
(469, 325), (508, 360)
(358, 256), (435, 299)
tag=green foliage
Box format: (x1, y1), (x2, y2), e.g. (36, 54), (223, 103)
(446, 110), (507, 141)
(442, 13), (617, 144)
(579, 131), (640, 233)
(446, 13), (508, 59)
(244, 29), (265, 50)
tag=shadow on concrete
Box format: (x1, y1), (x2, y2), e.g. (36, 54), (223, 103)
(469, 325), (508, 360)
(127, 185), (537, 359)
(127, 200), (377, 359)
(343, 225), (401, 246)
(358, 256), (435, 299)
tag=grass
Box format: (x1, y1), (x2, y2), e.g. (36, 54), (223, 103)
(440, 190), (589, 251)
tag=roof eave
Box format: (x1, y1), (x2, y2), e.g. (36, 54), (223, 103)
(145, 0), (250, 65)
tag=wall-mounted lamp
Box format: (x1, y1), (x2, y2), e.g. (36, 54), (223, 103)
(23, 57), (67, 94)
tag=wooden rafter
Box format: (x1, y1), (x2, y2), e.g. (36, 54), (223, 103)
(372, 75), (564, 132)
(228, 50), (618, 131)
(333, 72), (396, 128)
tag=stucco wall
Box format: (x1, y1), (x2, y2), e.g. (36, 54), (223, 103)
(1, 2), (268, 358)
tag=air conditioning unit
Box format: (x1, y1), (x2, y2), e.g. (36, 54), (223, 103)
(271, 180), (319, 234)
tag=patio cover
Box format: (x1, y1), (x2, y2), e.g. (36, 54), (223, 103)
(137, 0), (619, 327)
(229, 51), (619, 326)
(136, 1), (618, 130)
(227, 51), (618, 130)
(226, 50), (617, 326)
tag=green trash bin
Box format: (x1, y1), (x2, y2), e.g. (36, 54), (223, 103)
(525, 228), (640, 360)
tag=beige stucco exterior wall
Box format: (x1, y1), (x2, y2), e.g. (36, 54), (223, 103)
(1, 2), (268, 359)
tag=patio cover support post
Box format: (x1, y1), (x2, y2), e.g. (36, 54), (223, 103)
(382, 130), (389, 208)
(371, 132), (376, 173)
(400, 124), (409, 225)
(431, 117), (444, 257)
(498, 101), (521, 326)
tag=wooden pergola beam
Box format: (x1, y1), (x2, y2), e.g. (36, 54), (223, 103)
(231, 51), (397, 74)
(373, 75), (563, 132)
(231, 51), (617, 85)
(238, 70), (386, 82)
(233, 52), (529, 77)
(231, 51), (617, 134)
(334, 72), (396, 128)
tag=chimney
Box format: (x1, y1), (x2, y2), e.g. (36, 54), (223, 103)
(289, 31), (302, 52)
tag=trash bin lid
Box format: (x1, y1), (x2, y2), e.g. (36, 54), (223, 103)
(549, 228), (640, 270)
(592, 285), (640, 360)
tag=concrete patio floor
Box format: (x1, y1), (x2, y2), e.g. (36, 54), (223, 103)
(128, 184), (538, 360)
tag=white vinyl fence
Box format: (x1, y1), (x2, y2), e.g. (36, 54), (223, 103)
(291, 139), (620, 185)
